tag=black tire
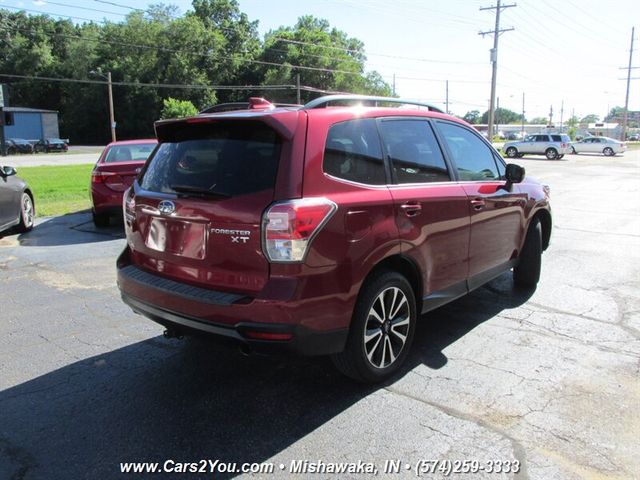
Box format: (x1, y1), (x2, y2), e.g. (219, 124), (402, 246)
(571, 146), (577, 154)
(517, 153), (525, 158)
(7, 146), (16, 155)
(557, 154), (564, 159)
(505, 147), (518, 158)
(545, 148), (558, 160)
(92, 212), (110, 228)
(331, 270), (417, 383)
(513, 218), (542, 288)
(16, 192), (35, 233)
(603, 147), (614, 156)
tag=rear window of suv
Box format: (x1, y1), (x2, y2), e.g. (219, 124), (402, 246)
(551, 134), (570, 143)
(139, 122), (281, 196)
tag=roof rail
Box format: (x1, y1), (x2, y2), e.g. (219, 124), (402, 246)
(302, 95), (444, 113)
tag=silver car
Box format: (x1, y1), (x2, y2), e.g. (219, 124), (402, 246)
(0, 166), (35, 234)
(570, 136), (626, 156)
(503, 133), (572, 160)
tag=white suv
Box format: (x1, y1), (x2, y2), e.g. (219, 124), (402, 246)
(503, 134), (572, 160)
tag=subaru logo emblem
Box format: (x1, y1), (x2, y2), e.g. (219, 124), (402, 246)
(158, 200), (175, 215)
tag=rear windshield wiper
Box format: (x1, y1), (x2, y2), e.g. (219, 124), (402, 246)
(169, 184), (231, 198)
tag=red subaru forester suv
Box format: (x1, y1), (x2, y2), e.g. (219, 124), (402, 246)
(117, 95), (551, 382)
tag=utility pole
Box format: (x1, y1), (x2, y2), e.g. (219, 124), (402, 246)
(296, 73), (301, 105)
(621, 27), (635, 141)
(445, 80), (449, 114)
(560, 100), (564, 132)
(392, 74), (396, 97)
(107, 71), (116, 143)
(548, 104), (553, 126)
(521, 92), (525, 137)
(479, 0), (515, 140)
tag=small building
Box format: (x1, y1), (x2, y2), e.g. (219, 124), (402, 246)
(587, 122), (621, 138)
(2, 106), (60, 140)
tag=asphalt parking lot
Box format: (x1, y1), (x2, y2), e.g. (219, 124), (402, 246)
(1, 151), (639, 479)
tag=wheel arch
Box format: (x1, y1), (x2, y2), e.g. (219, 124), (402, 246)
(533, 208), (552, 251)
(361, 254), (423, 313)
(24, 188), (35, 211)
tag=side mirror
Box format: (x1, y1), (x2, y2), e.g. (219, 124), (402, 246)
(501, 163), (525, 191)
(505, 163), (525, 183)
(1, 166), (17, 177)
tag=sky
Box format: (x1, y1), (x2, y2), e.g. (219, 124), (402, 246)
(1, 0), (638, 120)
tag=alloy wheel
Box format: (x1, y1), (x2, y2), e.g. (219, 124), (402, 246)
(22, 194), (34, 228)
(363, 287), (410, 369)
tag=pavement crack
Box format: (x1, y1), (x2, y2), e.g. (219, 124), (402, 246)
(384, 386), (530, 480)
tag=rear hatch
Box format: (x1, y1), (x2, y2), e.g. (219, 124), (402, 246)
(128, 119), (286, 296)
(93, 142), (157, 191)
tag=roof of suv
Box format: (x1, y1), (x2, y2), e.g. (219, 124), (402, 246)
(155, 95), (466, 141)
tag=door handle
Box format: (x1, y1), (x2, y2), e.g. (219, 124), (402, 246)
(470, 198), (485, 211)
(400, 202), (422, 217)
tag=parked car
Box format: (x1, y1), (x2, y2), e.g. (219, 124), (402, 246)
(503, 133), (572, 159)
(90, 139), (157, 227)
(116, 95), (552, 383)
(5, 138), (34, 154)
(0, 165), (35, 234)
(570, 136), (626, 156)
(627, 134), (639, 141)
(506, 131), (524, 141)
(35, 138), (69, 153)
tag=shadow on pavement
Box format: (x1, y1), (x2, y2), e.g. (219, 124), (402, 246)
(17, 212), (124, 247)
(0, 271), (533, 479)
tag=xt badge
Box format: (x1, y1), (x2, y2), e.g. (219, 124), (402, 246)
(210, 227), (251, 244)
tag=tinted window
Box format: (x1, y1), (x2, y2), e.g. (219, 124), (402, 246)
(140, 122), (280, 196)
(535, 135), (548, 142)
(105, 143), (156, 163)
(551, 135), (561, 142)
(437, 122), (500, 181)
(378, 119), (449, 183)
(323, 118), (385, 185)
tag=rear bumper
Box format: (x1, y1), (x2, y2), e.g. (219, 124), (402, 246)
(117, 249), (349, 356)
(91, 184), (125, 213)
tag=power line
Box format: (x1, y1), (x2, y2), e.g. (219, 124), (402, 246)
(0, 20), (491, 87)
(0, 72), (297, 90)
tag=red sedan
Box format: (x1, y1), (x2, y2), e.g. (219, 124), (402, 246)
(90, 139), (157, 227)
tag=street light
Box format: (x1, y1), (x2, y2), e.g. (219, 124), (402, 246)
(90, 70), (116, 143)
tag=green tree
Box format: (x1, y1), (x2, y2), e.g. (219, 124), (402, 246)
(258, 15), (390, 102)
(160, 97), (198, 118)
(566, 115), (579, 127)
(581, 114), (600, 124)
(605, 106), (624, 122)
(463, 110), (481, 124)
(481, 107), (523, 124)
(529, 117), (549, 125)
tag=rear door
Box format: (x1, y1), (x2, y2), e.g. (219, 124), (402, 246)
(379, 118), (471, 300)
(435, 120), (526, 288)
(128, 120), (285, 295)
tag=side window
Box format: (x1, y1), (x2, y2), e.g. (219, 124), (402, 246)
(436, 121), (500, 181)
(378, 119), (450, 184)
(551, 135), (561, 142)
(535, 135), (547, 142)
(323, 118), (385, 185)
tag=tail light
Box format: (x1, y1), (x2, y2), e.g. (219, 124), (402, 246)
(91, 170), (112, 184)
(262, 198), (337, 263)
(123, 187), (136, 224)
